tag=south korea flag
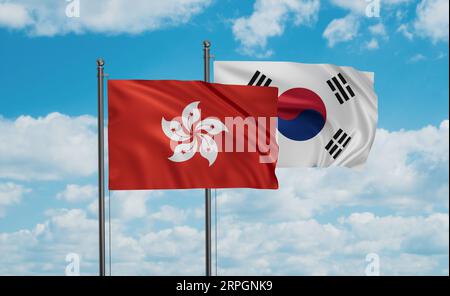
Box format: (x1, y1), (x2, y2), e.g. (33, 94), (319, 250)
(214, 61), (378, 168)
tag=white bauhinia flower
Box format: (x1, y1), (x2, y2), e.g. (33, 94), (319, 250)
(162, 101), (228, 166)
(161, 118), (190, 142)
(168, 137), (198, 163)
(182, 101), (201, 132)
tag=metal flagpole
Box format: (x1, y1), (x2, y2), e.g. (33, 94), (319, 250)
(203, 41), (212, 277)
(97, 58), (106, 276)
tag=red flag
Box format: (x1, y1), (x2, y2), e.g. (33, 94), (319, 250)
(108, 80), (278, 190)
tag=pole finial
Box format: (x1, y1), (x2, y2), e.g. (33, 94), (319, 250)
(97, 58), (105, 67)
(203, 40), (211, 48)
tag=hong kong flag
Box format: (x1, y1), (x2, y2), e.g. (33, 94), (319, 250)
(108, 80), (279, 190)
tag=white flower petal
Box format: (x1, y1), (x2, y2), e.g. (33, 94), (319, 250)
(196, 118), (228, 135)
(161, 118), (190, 142)
(199, 134), (218, 166)
(168, 138), (198, 163)
(182, 101), (201, 131)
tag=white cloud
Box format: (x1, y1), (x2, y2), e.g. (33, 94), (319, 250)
(397, 23), (414, 40)
(364, 38), (379, 50)
(139, 226), (203, 258)
(435, 52), (447, 60)
(327, 0), (442, 48)
(356, 22), (387, 51)
(0, 0), (211, 36)
(339, 212), (449, 256)
(116, 120), (447, 274)
(323, 15), (360, 47)
(231, 0), (320, 57)
(110, 191), (155, 220)
(218, 120), (449, 220)
(0, 118), (448, 275)
(330, 0), (414, 15)
(150, 205), (189, 225)
(0, 113), (97, 180)
(395, 0), (448, 43)
(1, 206), (447, 275)
(216, 213), (448, 275)
(329, 0), (366, 14)
(0, 3), (31, 29)
(0, 207), (204, 275)
(0, 208), (98, 275)
(0, 182), (30, 217)
(408, 53), (427, 63)
(413, 0), (449, 43)
(384, 0), (414, 3)
(56, 184), (96, 203)
(369, 23), (387, 37)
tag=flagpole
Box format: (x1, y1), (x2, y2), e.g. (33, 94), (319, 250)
(97, 58), (106, 277)
(203, 40), (212, 277)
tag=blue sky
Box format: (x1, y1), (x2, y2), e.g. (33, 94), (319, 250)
(0, 0), (448, 275)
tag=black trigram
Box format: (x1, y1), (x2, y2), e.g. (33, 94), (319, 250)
(248, 70), (272, 87)
(326, 73), (355, 104)
(325, 129), (352, 159)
